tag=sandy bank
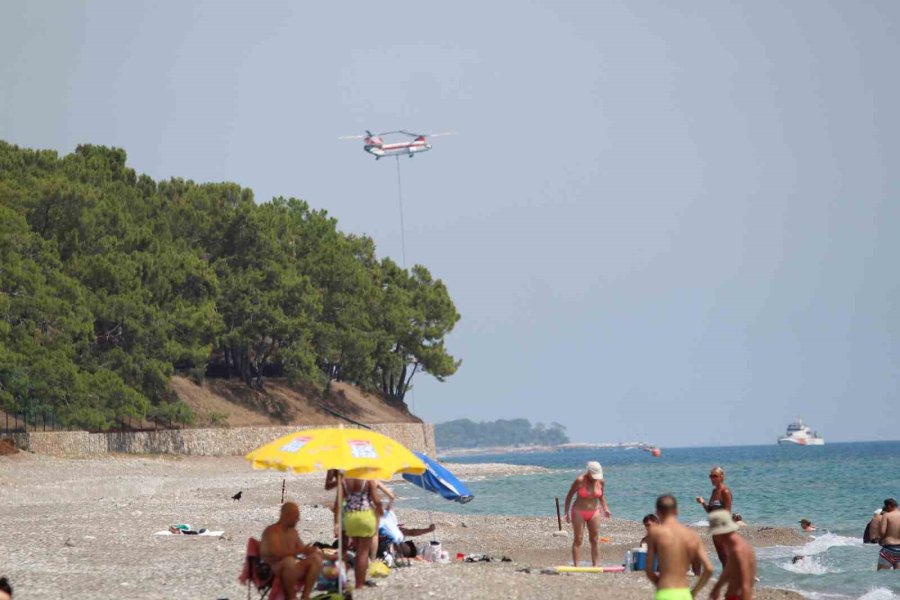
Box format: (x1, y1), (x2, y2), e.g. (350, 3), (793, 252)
(0, 453), (802, 599)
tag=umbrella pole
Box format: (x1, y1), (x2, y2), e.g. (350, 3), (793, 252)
(426, 483), (436, 541)
(337, 470), (343, 596)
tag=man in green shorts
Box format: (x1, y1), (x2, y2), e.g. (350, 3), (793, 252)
(645, 494), (713, 600)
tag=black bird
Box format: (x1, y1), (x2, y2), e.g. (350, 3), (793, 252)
(232, 491), (242, 501)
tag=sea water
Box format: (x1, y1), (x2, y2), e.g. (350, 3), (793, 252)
(396, 442), (900, 599)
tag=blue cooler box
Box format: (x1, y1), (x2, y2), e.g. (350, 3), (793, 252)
(630, 550), (660, 572)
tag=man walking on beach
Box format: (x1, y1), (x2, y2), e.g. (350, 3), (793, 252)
(878, 498), (900, 570)
(645, 494), (713, 600)
(260, 502), (323, 600)
(708, 510), (756, 600)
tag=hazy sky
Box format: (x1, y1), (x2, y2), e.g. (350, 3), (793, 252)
(2, 1), (898, 446)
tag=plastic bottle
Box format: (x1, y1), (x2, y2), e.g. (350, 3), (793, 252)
(625, 550), (633, 571)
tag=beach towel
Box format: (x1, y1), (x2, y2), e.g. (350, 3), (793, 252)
(154, 529), (224, 537)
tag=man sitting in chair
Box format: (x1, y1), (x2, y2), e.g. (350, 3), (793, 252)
(261, 502), (323, 600)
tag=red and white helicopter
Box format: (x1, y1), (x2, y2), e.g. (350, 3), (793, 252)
(339, 130), (455, 160)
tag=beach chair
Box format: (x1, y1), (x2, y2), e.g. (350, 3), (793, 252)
(238, 537), (274, 600)
(239, 537), (307, 600)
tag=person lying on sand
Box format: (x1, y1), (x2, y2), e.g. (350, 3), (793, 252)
(260, 502), (323, 600)
(645, 495), (713, 600)
(708, 510), (757, 600)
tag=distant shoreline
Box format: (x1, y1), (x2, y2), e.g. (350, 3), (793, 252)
(438, 441), (657, 458)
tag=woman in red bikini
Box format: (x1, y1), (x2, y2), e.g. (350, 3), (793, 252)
(563, 461), (612, 567)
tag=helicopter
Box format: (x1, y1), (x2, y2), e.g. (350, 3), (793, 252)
(339, 130), (455, 160)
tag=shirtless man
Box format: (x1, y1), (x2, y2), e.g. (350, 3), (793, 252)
(260, 502), (323, 600)
(645, 494), (713, 600)
(878, 498), (900, 570)
(708, 510), (757, 600)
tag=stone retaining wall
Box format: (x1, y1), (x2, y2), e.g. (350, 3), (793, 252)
(3, 423), (435, 457)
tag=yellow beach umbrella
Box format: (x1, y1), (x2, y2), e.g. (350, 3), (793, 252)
(246, 426), (426, 594)
(245, 426), (426, 480)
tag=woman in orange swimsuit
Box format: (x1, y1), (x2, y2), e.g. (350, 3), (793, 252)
(563, 461), (612, 567)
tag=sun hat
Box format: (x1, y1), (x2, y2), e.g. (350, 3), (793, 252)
(875, 509), (883, 516)
(586, 461), (603, 479)
(708, 510), (739, 536)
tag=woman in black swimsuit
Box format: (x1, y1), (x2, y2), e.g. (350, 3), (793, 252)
(696, 466), (733, 566)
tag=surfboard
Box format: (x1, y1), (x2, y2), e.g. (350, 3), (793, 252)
(552, 565), (626, 573)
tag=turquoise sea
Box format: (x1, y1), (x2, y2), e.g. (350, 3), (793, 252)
(399, 442), (900, 599)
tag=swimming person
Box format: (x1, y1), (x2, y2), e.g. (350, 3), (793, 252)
(696, 466), (733, 566)
(878, 498), (900, 571)
(644, 494), (713, 600)
(799, 519), (817, 532)
(563, 461), (611, 567)
(708, 510), (757, 600)
(865, 509), (883, 544)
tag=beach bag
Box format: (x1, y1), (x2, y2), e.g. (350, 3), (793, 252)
(367, 560), (391, 578)
(422, 540), (442, 562)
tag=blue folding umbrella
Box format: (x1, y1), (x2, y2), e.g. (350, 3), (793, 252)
(402, 452), (474, 503)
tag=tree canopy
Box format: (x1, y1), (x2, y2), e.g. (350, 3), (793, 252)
(0, 141), (460, 429)
(435, 418), (569, 450)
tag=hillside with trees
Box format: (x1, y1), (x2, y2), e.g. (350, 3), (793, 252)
(435, 418), (569, 450)
(0, 141), (460, 430)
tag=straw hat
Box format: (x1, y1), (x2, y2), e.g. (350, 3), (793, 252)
(586, 461), (603, 479)
(708, 510), (739, 536)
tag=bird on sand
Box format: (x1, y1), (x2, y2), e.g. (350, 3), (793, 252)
(232, 491), (242, 501)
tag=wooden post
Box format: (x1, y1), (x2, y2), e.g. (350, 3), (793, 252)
(555, 497), (562, 531)
(281, 479), (286, 504)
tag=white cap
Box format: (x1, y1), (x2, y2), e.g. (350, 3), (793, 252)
(586, 461), (603, 479)
(875, 509), (883, 516)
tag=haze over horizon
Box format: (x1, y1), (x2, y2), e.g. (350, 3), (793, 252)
(2, 1), (898, 447)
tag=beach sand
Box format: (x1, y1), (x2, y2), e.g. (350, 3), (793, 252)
(0, 453), (804, 599)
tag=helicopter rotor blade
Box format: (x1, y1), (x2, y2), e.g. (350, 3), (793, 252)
(426, 131), (458, 138)
(338, 134), (368, 140)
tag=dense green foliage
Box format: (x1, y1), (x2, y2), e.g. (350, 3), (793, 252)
(435, 418), (569, 450)
(0, 141), (459, 429)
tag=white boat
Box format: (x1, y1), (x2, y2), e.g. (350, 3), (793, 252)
(777, 418), (825, 446)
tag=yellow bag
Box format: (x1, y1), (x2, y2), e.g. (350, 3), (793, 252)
(367, 560), (391, 578)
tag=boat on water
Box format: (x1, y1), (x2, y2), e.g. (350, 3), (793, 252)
(777, 418), (825, 446)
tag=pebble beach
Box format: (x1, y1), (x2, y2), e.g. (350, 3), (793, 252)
(0, 452), (805, 599)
